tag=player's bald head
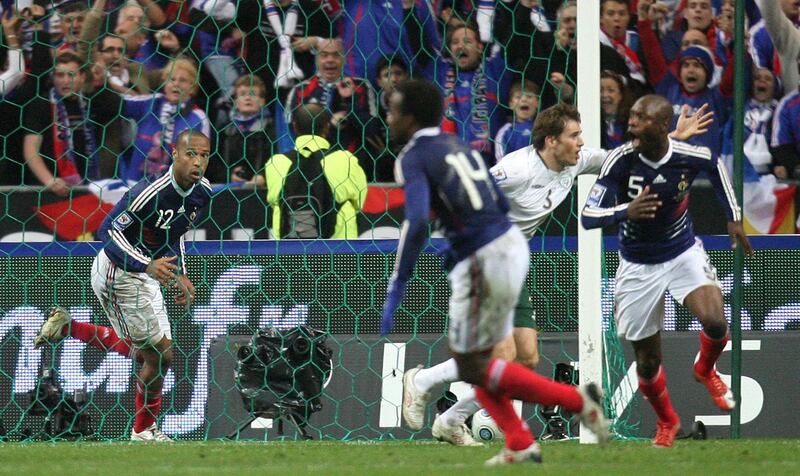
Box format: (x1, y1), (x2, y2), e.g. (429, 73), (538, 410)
(176, 129), (210, 150)
(634, 95), (673, 128)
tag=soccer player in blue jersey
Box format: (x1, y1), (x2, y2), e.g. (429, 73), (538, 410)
(381, 79), (609, 465)
(34, 129), (213, 442)
(581, 95), (754, 448)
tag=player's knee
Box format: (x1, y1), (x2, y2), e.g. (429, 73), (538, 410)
(636, 355), (661, 380)
(703, 320), (728, 340)
(516, 352), (539, 370)
(453, 354), (490, 386)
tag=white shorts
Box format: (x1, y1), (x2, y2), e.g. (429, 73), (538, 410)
(448, 226), (530, 353)
(91, 250), (171, 347)
(615, 238), (720, 341)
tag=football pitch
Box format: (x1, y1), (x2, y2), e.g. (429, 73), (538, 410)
(0, 439), (798, 475)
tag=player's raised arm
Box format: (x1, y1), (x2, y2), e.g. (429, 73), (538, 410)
(702, 151), (754, 256)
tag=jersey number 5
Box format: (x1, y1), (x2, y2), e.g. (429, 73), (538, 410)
(445, 151), (494, 210)
(628, 175), (645, 199)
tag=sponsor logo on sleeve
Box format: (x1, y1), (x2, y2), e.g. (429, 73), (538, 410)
(586, 184), (607, 207)
(490, 166), (507, 183)
(112, 212), (133, 231)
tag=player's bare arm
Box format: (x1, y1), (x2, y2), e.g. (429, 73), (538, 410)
(727, 221), (754, 257)
(627, 185), (662, 220)
(147, 255), (179, 286)
(670, 103), (713, 141)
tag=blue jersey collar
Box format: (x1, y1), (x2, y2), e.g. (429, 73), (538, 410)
(411, 127), (441, 140)
(639, 139), (674, 169)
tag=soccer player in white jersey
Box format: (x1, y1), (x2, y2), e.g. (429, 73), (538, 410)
(404, 102), (713, 445)
(34, 130), (213, 442)
(581, 95), (753, 448)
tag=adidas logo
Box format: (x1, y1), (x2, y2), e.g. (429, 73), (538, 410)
(178, 205), (185, 213)
(653, 174), (667, 184)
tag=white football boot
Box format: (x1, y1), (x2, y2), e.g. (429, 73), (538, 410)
(431, 415), (482, 447)
(402, 365), (430, 430)
(131, 424), (172, 442)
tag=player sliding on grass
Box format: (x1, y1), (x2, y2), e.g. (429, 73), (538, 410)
(405, 101), (714, 446)
(380, 79), (609, 466)
(581, 94), (753, 448)
(34, 129), (213, 442)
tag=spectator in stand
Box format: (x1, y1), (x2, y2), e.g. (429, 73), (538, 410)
(79, 0), (156, 95)
(756, 0), (800, 93)
(93, 58), (210, 182)
(220, 74), (274, 183)
(722, 67), (779, 176)
(22, 51), (101, 195)
(54, 1), (88, 53)
(435, 23), (512, 166)
(366, 57), (409, 182)
(284, 38), (379, 178)
(0, 10), (26, 186)
(338, 0), (441, 86)
(601, 70), (635, 149)
(494, 79), (540, 161)
(770, 75), (800, 179)
(237, 0), (336, 106)
(749, 0), (799, 75)
(600, 0), (647, 89)
(115, 1), (178, 74)
(639, 1), (735, 157)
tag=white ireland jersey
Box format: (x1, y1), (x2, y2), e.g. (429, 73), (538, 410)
(490, 146), (607, 237)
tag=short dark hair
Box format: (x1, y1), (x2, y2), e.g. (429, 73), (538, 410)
(601, 0), (630, 12)
(395, 79), (444, 128)
(532, 103), (581, 150)
(53, 50), (87, 74)
(292, 103), (331, 136)
(234, 74), (267, 98)
(375, 57), (408, 78)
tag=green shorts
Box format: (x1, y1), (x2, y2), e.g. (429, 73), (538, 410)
(513, 283), (537, 329)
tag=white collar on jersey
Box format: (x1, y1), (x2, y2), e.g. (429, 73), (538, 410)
(411, 127), (441, 140)
(169, 166), (196, 197)
(638, 138), (674, 169)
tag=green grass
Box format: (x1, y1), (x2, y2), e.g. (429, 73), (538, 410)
(0, 439), (798, 475)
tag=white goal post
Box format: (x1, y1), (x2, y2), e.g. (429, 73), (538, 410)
(577, 0), (604, 445)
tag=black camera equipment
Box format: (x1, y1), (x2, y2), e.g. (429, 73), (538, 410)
(24, 367), (92, 440)
(539, 362), (577, 440)
(230, 326), (332, 440)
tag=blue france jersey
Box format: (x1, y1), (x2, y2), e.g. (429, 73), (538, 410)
(581, 139), (741, 264)
(392, 127), (512, 281)
(97, 168), (213, 273)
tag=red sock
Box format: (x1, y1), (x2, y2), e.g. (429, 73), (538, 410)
(133, 381), (164, 433)
(695, 331), (728, 376)
(475, 387), (534, 451)
(484, 359), (583, 413)
(67, 321), (134, 358)
(638, 367), (679, 424)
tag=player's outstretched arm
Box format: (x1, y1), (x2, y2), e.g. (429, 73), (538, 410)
(670, 103), (713, 141)
(727, 221), (755, 257)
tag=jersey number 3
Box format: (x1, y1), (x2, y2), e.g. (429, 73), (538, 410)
(445, 151), (493, 210)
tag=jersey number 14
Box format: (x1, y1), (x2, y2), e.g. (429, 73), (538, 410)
(445, 151), (495, 211)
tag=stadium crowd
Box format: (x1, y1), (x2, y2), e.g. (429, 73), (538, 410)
(0, 0), (796, 202)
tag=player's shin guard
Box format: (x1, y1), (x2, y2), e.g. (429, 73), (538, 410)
(475, 387), (533, 451)
(483, 358), (583, 413)
(68, 321), (134, 358)
(638, 366), (679, 424)
(133, 381), (164, 433)
(695, 331), (728, 377)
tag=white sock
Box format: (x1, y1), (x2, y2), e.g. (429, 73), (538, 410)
(441, 388), (482, 427)
(413, 358), (459, 393)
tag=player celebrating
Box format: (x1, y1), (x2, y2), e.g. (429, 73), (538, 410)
(406, 102), (713, 445)
(380, 79), (609, 465)
(581, 95), (753, 448)
(34, 129), (213, 442)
